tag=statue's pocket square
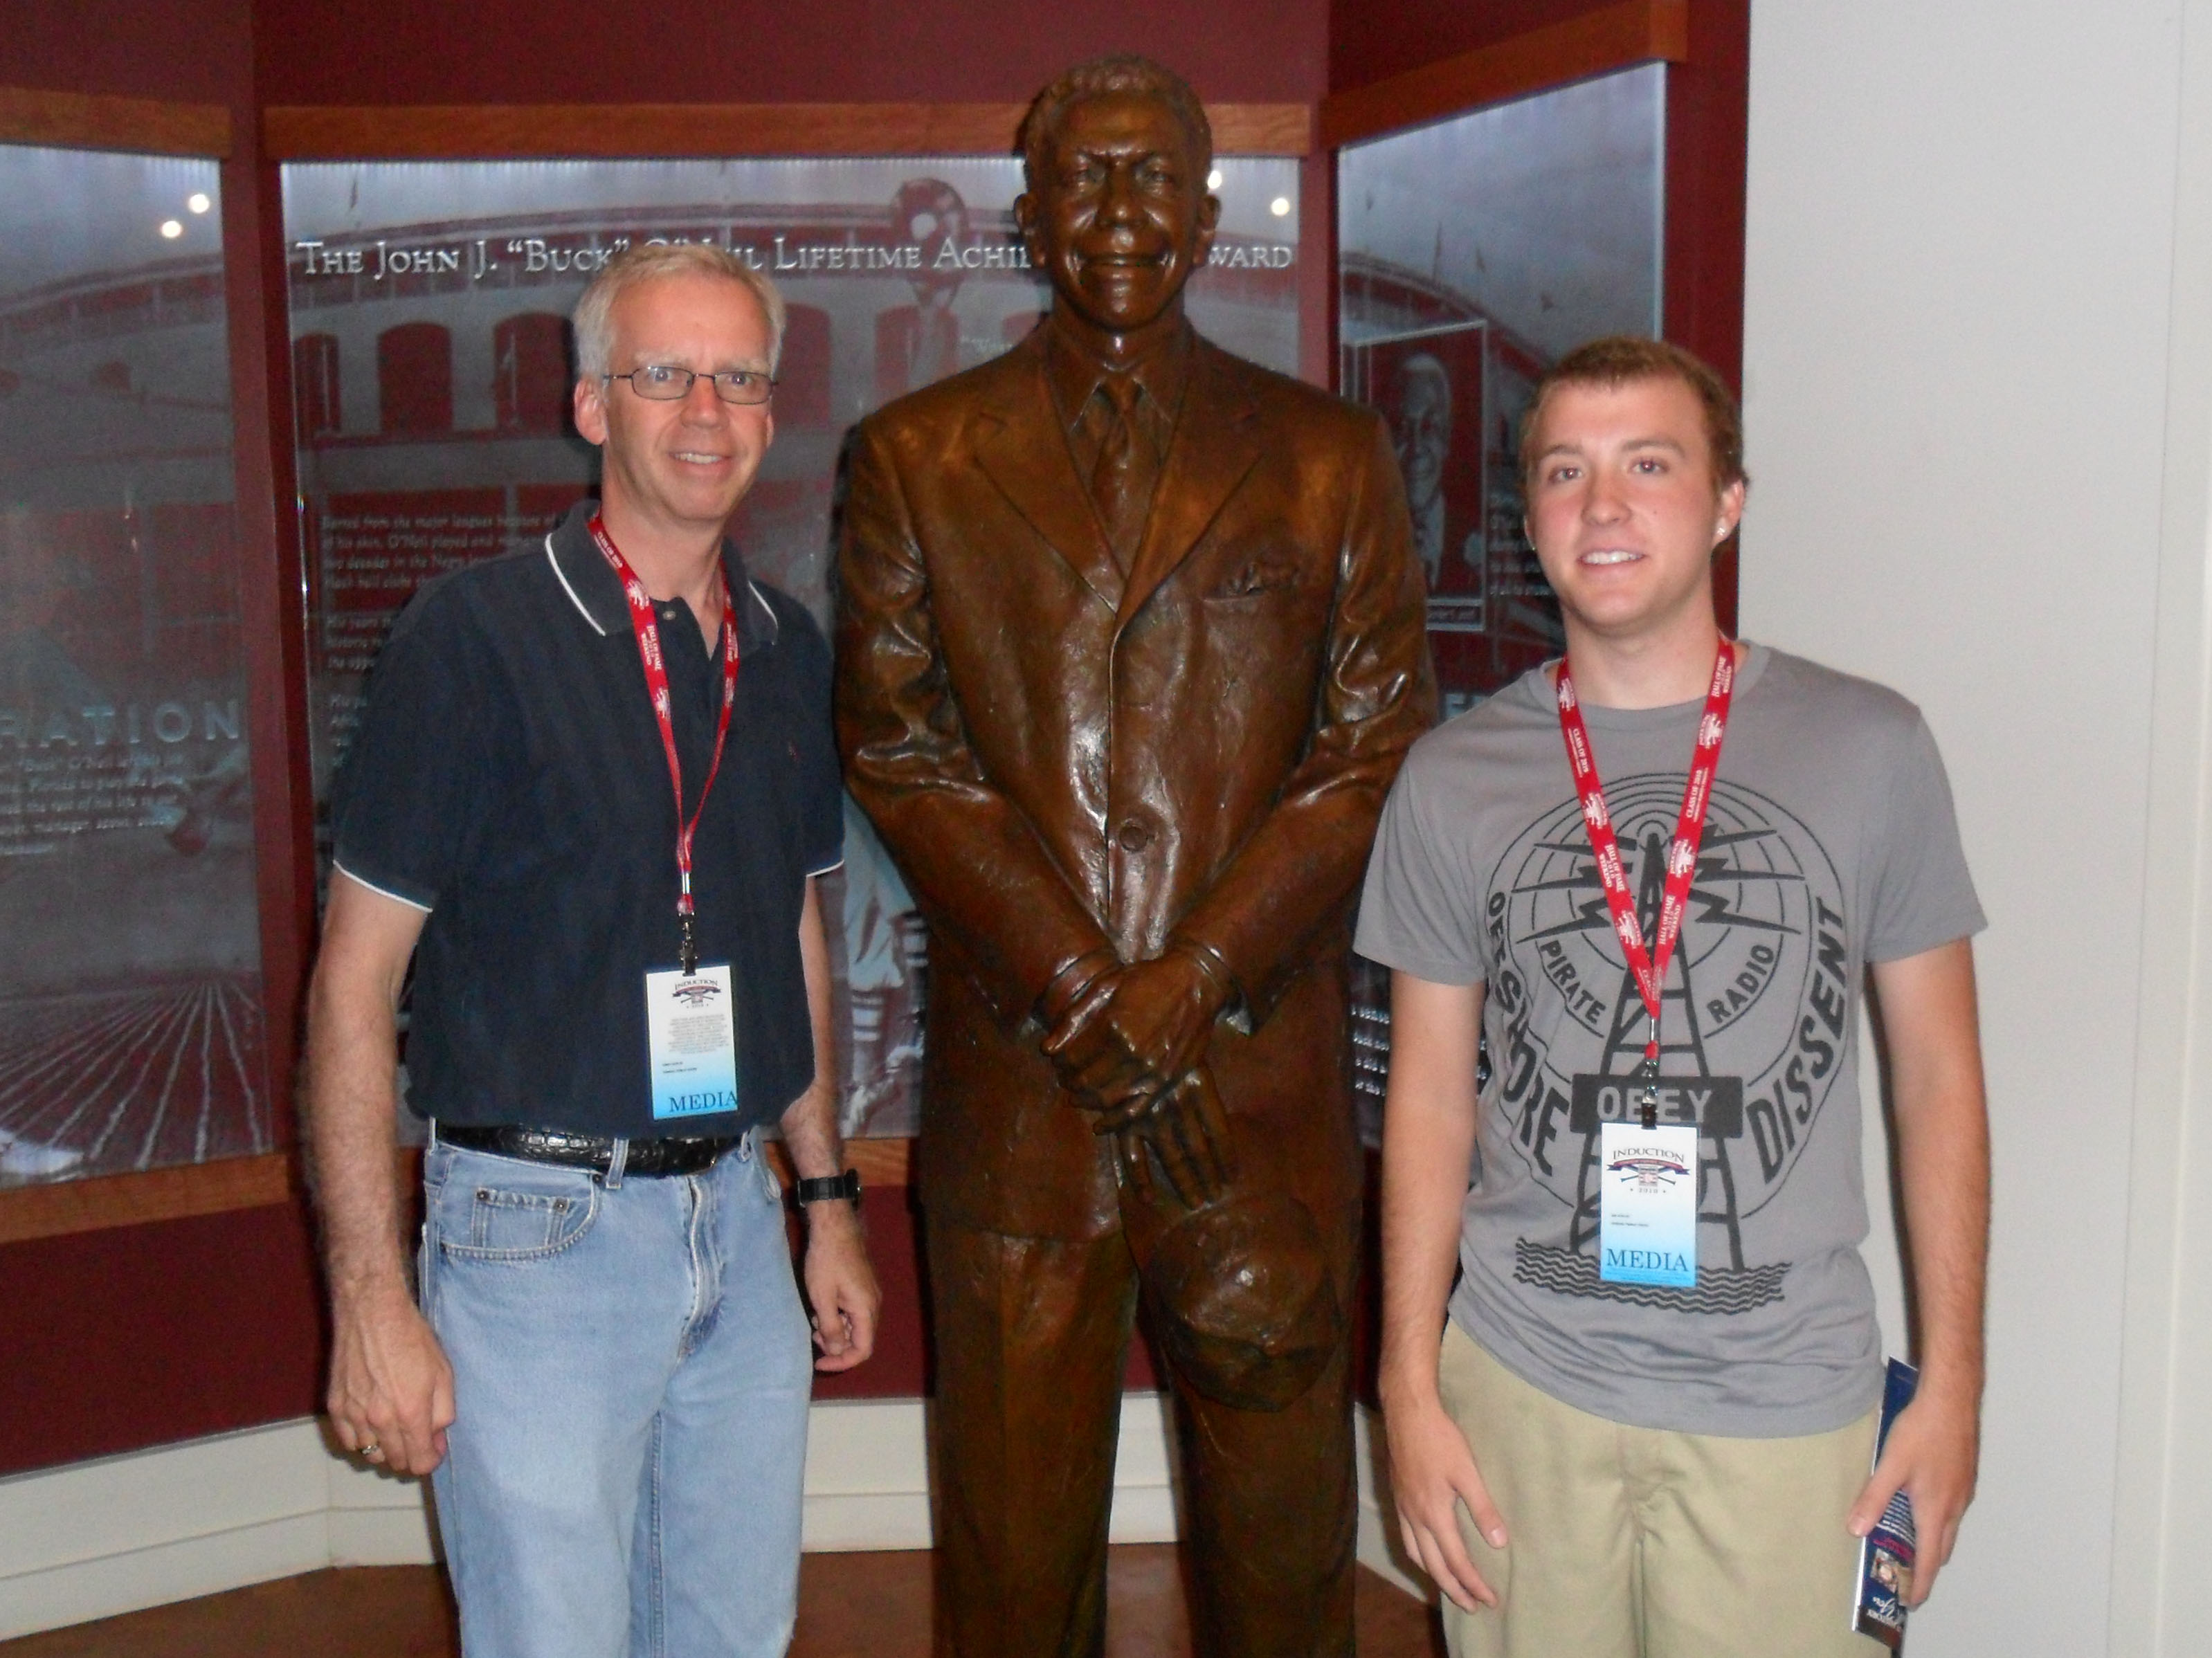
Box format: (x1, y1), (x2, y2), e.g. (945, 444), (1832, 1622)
(1209, 558), (1303, 599)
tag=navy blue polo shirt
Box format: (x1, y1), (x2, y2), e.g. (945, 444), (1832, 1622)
(331, 501), (844, 1138)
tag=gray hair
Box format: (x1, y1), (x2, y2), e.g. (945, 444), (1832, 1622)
(1020, 55), (1213, 191)
(572, 241), (787, 379)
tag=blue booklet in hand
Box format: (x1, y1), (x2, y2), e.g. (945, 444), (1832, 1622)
(1853, 1358), (1920, 1649)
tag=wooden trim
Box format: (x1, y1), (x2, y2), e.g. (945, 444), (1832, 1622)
(0, 1130), (918, 1247)
(1211, 104), (1312, 157)
(234, 149), (320, 1155)
(1664, 0), (1752, 633)
(1319, 0), (1689, 150)
(0, 85), (230, 158)
(0, 1154), (292, 1248)
(263, 101), (1309, 161)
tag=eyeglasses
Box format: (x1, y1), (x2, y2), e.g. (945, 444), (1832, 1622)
(606, 364), (775, 406)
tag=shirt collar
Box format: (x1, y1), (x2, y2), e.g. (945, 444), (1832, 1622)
(1040, 314), (1195, 437)
(545, 500), (777, 653)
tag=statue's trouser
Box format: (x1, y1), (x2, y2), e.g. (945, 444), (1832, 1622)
(925, 1217), (1359, 1658)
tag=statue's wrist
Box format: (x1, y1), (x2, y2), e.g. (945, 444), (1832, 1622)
(1171, 935), (1240, 1018)
(1038, 947), (1119, 1026)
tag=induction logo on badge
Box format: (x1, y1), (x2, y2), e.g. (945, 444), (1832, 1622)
(1486, 774), (1853, 1220)
(672, 979), (721, 1007)
(1606, 1145), (1689, 1191)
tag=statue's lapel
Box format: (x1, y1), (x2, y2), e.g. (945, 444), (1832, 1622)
(972, 351), (1122, 612)
(1116, 345), (1262, 630)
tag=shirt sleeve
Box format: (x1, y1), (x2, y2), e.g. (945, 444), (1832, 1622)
(1865, 713), (1986, 963)
(329, 582), (487, 912)
(1354, 745), (1488, 986)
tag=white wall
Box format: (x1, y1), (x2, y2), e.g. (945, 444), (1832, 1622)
(0, 1399), (1417, 1640)
(1741, 3), (2212, 1655)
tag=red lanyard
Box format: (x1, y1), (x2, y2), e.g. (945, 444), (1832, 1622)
(1554, 645), (1735, 1129)
(589, 514), (738, 973)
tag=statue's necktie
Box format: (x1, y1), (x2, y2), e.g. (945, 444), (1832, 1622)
(1089, 374), (1154, 572)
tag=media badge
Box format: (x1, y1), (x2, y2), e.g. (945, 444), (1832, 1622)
(644, 963), (739, 1121)
(1597, 1120), (1698, 1288)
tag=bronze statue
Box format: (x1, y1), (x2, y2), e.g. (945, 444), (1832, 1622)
(835, 55), (1434, 1657)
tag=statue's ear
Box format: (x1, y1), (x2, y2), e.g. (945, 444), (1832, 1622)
(1191, 188), (1222, 266)
(1014, 192), (1048, 266)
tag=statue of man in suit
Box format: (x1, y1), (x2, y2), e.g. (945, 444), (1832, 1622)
(836, 54), (1433, 1657)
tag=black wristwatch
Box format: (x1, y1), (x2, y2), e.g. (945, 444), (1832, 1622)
(795, 1169), (861, 1208)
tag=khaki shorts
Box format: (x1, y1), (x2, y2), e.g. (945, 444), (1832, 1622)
(1436, 1322), (1878, 1658)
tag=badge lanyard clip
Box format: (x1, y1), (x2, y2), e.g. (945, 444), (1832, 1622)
(1555, 647), (1737, 1137)
(1638, 1018), (1662, 1131)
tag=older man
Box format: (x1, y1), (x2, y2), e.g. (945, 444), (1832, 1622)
(837, 55), (1433, 1658)
(305, 242), (878, 1658)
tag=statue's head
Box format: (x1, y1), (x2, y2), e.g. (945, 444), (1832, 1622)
(1015, 55), (1220, 345)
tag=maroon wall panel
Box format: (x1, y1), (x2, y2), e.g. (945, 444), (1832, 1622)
(253, 0), (1326, 107)
(0, 1205), (324, 1472)
(1329, 0), (1609, 96)
(0, 0), (250, 105)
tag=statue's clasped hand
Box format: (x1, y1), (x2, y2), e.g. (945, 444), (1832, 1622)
(1113, 1067), (1238, 1209)
(1041, 945), (1240, 1208)
(1041, 945), (1226, 1110)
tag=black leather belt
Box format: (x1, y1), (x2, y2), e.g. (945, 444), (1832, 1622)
(435, 1122), (737, 1178)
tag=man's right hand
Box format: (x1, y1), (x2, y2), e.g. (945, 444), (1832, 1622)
(327, 1282), (455, 1478)
(1383, 1387), (1507, 1614)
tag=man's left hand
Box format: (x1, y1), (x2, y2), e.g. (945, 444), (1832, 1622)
(1847, 1383), (1980, 1607)
(800, 1201), (880, 1374)
(1041, 949), (1229, 1113)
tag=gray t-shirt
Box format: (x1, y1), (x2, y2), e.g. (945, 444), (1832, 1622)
(1356, 645), (1984, 1437)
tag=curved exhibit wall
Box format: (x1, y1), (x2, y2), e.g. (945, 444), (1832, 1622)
(0, 0), (1340, 1488)
(0, 144), (269, 1190)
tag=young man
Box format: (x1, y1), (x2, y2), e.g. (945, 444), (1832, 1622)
(1359, 336), (1989, 1656)
(304, 243), (878, 1658)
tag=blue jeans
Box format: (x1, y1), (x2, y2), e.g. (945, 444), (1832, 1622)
(421, 1130), (812, 1658)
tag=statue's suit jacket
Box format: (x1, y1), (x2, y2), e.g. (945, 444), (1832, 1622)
(836, 326), (1433, 1242)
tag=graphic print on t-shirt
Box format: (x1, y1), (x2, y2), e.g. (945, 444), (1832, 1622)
(1485, 772), (1851, 1314)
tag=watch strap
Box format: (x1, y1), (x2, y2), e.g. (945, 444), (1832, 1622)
(795, 1169), (861, 1205)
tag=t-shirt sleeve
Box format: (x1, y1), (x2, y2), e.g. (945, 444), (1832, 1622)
(329, 585), (486, 912)
(1865, 713), (1986, 962)
(786, 603), (845, 877)
(1354, 747), (1488, 985)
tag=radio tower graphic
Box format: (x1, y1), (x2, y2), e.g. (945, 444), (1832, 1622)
(1514, 809), (1803, 1313)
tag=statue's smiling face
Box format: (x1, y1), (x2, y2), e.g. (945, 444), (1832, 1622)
(1020, 91), (1219, 339)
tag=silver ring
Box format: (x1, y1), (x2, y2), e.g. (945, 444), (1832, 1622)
(361, 1440), (386, 1464)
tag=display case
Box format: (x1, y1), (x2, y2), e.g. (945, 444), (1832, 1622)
(0, 141), (268, 1190)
